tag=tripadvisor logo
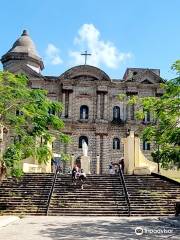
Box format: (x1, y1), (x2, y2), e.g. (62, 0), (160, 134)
(135, 227), (143, 236)
(135, 227), (173, 235)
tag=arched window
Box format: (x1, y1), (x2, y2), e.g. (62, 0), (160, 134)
(113, 106), (120, 120)
(80, 105), (89, 119)
(14, 135), (21, 143)
(48, 108), (56, 115)
(113, 138), (120, 150)
(16, 110), (23, 116)
(143, 140), (150, 150)
(79, 136), (88, 148)
(143, 110), (150, 123)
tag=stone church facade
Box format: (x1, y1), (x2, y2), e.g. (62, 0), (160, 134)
(1, 30), (164, 174)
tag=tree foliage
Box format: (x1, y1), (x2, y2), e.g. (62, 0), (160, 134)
(0, 72), (71, 176)
(122, 61), (180, 169)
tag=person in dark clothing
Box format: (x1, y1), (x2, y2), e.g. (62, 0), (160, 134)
(72, 166), (77, 183)
(119, 158), (125, 174)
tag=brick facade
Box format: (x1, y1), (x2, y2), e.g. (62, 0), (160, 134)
(1, 31), (164, 173)
(32, 65), (163, 173)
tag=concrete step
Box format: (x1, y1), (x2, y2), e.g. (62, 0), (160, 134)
(0, 173), (179, 217)
(48, 208), (128, 212)
(51, 197), (124, 201)
(48, 213), (129, 216)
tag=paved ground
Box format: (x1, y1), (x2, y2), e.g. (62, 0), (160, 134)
(0, 216), (180, 240)
(0, 216), (20, 228)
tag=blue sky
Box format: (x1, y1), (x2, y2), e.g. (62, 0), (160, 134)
(0, 0), (180, 79)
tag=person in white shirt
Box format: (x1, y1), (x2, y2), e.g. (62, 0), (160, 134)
(109, 161), (115, 175)
(79, 169), (86, 189)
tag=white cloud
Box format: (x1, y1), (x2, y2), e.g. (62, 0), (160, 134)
(45, 43), (63, 65)
(69, 24), (132, 69)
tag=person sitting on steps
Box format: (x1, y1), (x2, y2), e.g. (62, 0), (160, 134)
(109, 161), (115, 175)
(72, 166), (80, 185)
(79, 169), (86, 190)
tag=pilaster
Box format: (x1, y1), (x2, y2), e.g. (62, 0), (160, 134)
(104, 93), (108, 120)
(102, 135), (108, 173)
(62, 92), (66, 118)
(97, 93), (101, 119)
(68, 92), (73, 118)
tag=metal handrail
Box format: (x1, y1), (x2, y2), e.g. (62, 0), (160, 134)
(46, 167), (58, 215)
(116, 164), (131, 216)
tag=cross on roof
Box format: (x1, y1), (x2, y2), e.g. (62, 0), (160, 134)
(81, 50), (91, 65)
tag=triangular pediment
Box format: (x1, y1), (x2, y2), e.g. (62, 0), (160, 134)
(123, 68), (164, 84)
(19, 65), (43, 78)
(141, 79), (153, 84)
(6, 64), (43, 78)
(139, 69), (164, 84)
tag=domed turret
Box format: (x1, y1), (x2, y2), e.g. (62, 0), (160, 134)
(1, 30), (44, 73)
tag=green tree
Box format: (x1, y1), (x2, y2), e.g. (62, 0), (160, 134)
(122, 61), (180, 169)
(0, 71), (71, 176)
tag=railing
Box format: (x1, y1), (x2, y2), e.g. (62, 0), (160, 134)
(46, 167), (58, 215)
(116, 164), (131, 216)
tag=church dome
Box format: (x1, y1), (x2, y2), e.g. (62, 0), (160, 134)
(9, 30), (39, 57)
(1, 30), (44, 72)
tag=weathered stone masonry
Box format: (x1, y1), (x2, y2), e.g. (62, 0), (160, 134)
(0, 30), (164, 173)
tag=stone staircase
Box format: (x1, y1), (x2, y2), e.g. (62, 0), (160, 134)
(0, 173), (54, 215)
(48, 175), (129, 216)
(0, 173), (179, 216)
(124, 175), (180, 216)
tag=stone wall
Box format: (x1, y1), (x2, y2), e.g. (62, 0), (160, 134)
(47, 66), (162, 173)
(0, 62), (163, 174)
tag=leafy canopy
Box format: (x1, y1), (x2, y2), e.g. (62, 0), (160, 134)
(118, 61), (180, 169)
(0, 72), (71, 176)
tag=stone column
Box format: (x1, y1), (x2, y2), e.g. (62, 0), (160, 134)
(81, 156), (91, 174)
(102, 135), (108, 173)
(104, 93), (108, 120)
(121, 138), (128, 173)
(62, 92), (66, 118)
(96, 135), (100, 156)
(127, 131), (135, 174)
(126, 104), (130, 121)
(96, 155), (100, 174)
(97, 93), (101, 119)
(68, 92), (72, 118)
(96, 135), (100, 174)
(122, 102), (126, 121)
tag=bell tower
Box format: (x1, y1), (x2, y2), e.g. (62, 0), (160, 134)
(1, 30), (44, 73)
